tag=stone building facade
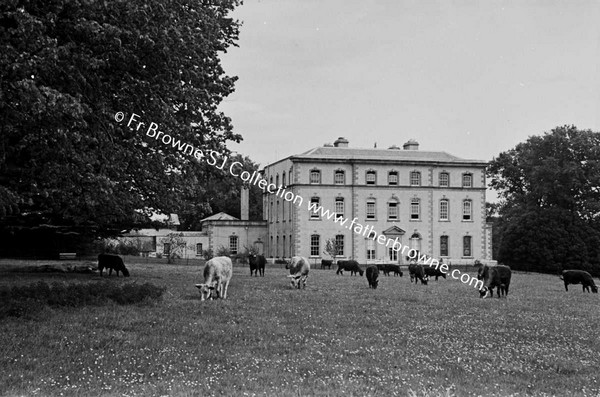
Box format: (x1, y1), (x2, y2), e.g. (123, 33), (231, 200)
(262, 138), (492, 265)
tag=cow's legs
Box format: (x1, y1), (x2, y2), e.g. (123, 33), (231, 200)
(221, 279), (230, 299)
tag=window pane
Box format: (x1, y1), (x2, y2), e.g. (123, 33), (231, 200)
(310, 170), (321, 184)
(388, 172), (398, 185)
(367, 236), (375, 259)
(463, 236), (472, 256)
(389, 247), (398, 261)
(335, 198), (344, 218)
(310, 197), (320, 219)
(439, 172), (449, 187)
(411, 199), (420, 220)
(196, 243), (203, 256)
(366, 171), (376, 185)
(410, 171), (421, 186)
(462, 174), (472, 188)
(335, 234), (344, 256)
(229, 236), (238, 255)
(335, 171), (345, 184)
(463, 200), (472, 220)
(387, 202), (398, 220)
(367, 201), (376, 219)
(310, 234), (320, 256)
(440, 236), (448, 256)
(440, 200), (449, 220)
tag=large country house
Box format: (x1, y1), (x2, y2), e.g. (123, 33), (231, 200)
(261, 137), (492, 266)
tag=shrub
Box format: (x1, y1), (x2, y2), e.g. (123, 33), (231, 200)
(0, 281), (166, 319)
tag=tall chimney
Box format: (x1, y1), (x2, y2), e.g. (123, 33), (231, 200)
(240, 185), (249, 221)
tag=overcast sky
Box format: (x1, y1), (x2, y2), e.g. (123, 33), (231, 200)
(220, 0), (600, 170)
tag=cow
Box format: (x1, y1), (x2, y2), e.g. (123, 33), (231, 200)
(408, 263), (428, 285)
(336, 260), (363, 276)
(195, 256), (233, 301)
(366, 266), (379, 289)
(423, 266), (446, 281)
(98, 253), (130, 277)
(478, 264), (511, 298)
(376, 264), (403, 276)
(560, 270), (598, 293)
(248, 254), (266, 277)
(286, 256), (310, 289)
(321, 259), (333, 269)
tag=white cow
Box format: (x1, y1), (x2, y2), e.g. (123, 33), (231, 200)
(286, 256), (310, 289)
(195, 256), (233, 301)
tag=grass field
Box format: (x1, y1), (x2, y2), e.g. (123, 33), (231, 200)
(1, 258), (599, 397)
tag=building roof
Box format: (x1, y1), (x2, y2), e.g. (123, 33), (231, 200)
(293, 146), (484, 164)
(200, 212), (239, 222)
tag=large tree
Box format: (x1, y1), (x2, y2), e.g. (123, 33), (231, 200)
(488, 126), (600, 274)
(0, 1), (242, 243)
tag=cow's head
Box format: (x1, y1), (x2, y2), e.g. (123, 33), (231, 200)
(479, 286), (491, 298)
(592, 285), (598, 293)
(477, 265), (488, 281)
(287, 274), (300, 288)
(373, 279), (379, 289)
(195, 283), (216, 301)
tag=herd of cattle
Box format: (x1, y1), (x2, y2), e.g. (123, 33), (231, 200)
(188, 254), (598, 300)
(95, 253), (598, 300)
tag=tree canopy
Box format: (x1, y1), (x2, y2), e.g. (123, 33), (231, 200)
(0, 0), (242, 241)
(488, 126), (600, 274)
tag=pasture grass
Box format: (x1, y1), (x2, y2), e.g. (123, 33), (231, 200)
(0, 259), (599, 396)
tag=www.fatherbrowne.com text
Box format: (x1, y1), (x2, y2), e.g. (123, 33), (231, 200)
(115, 111), (484, 291)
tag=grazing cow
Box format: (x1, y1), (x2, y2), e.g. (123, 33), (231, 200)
(321, 259), (333, 269)
(561, 270), (598, 293)
(248, 254), (266, 277)
(336, 260), (364, 276)
(478, 264), (512, 298)
(195, 256), (233, 301)
(424, 266), (446, 281)
(286, 256), (310, 289)
(98, 254), (130, 277)
(376, 264), (403, 277)
(366, 266), (379, 289)
(408, 263), (428, 285)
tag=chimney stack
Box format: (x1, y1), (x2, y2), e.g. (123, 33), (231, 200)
(240, 185), (249, 221)
(333, 137), (349, 147)
(403, 139), (419, 150)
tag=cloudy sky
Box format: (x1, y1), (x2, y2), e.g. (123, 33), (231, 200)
(220, 0), (600, 169)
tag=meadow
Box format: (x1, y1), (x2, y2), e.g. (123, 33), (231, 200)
(0, 258), (599, 397)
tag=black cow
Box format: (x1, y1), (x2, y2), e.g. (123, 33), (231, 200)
(389, 264), (403, 277)
(478, 264), (511, 298)
(321, 259), (333, 269)
(98, 253), (130, 277)
(423, 266), (447, 281)
(248, 254), (266, 277)
(336, 260), (363, 276)
(366, 266), (379, 289)
(376, 264), (403, 277)
(561, 270), (598, 293)
(408, 263), (428, 285)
